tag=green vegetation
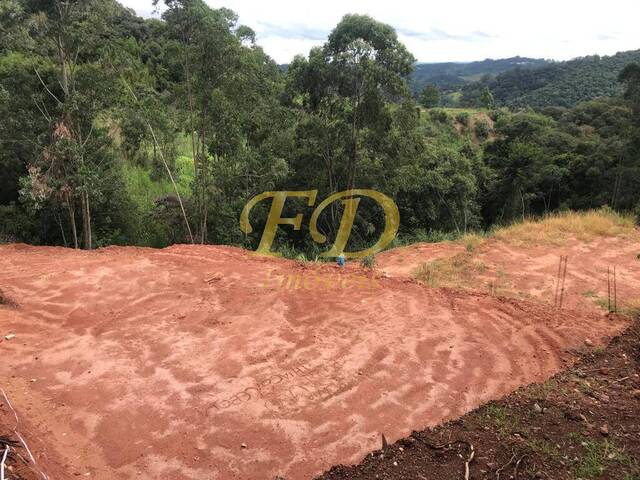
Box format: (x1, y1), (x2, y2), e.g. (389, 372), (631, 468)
(462, 50), (640, 108)
(419, 84), (440, 108)
(568, 434), (636, 479)
(1, 1), (639, 254)
(410, 56), (550, 99)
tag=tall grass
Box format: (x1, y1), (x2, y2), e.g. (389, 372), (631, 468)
(493, 208), (636, 246)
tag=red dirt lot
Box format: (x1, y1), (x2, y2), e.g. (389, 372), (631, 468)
(0, 239), (635, 479)
(377, 235), (640, 313)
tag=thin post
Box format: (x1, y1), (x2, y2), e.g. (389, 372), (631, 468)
(554, 255), (563, 308)
(613, 266), (617, 313)
(559, 256), (568, 310)
(607, 266), (611, 313)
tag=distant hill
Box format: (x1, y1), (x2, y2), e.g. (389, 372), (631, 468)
(461, 49), (640, 108)
(410, 57), (549, 93)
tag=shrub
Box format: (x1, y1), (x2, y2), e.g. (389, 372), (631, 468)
(429, 109), (451, 124)
(360, 255), (376, 269)
(455, 112), (470, 126)
(475, 120), (491, 141)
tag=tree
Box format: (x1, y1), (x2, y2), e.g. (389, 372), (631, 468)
(14, 0), (128, 249)
(480, 87), (495, 109)
(323, 14), (415, 190)
(617, 63), (640, 215)
(619, 63), (640, 124)
(419, 84), (440, 108)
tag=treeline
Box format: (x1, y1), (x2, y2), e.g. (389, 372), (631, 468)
(0, 0), (639, 256)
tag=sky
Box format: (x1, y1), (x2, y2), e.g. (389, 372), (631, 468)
(120, 0), (640, 65)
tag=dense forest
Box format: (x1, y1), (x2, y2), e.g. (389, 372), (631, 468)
(1, 0), (639, 257)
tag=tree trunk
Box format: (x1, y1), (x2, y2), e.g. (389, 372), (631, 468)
(348, 97), (359, 191)
(80, 191), (92, 250)
(68, 200), (78, 249)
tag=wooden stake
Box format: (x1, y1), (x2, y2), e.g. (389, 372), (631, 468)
(559, 256), (568, 310)
(554, 255), (563, 307)
(613, 266), (617, 313)
(607, 266), (611, 313)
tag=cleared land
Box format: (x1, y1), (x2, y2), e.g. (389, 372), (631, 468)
(0, 211), (638, 479)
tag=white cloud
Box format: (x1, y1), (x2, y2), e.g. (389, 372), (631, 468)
(120, 0), (640, 64)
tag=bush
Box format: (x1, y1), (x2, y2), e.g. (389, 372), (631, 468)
(0, 203), (38, 244)
(360, 255), (376, 269)
(455, 112), (470, 126)
(429, 109), (451, 124)
(489, 109), (505, 122)
(475, 120), (491, 141)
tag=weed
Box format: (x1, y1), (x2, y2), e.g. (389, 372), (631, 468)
(459, 233), (486, 252)
(570, 435), (633, 479)
(413, 252), (486, 289)
(526, 379), (558, 401)
(526, 438), (561, 458)
(620, 298), (640, 318)
(360, 255), (376, 269)
(482, 403), (523, 437)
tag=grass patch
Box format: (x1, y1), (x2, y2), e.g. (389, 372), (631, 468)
(458, 232), (487, 252)
(526, 379), (559, 401)
(413, 252), (486, 288)
(568, 434), (636, 479)
(526, 438), (562, 459)
(493, 208), (635, 246)
(592, 296), (640, 317)
(620, 298), (640, 318)
(482, 403), (525, 438)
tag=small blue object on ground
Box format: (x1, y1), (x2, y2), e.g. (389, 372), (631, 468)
(337, 254), (346, 267)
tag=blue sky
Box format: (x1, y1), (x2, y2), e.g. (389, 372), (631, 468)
(120, 0), (640, 64)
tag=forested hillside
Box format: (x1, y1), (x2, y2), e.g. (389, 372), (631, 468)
(1, 0), (639, 256)
(410, 57), (549, 92)
(462, 49), (640, 108)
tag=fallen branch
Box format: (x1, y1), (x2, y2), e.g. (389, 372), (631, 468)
(1, 445), (8, 480)
(0, 389), (49, 480)
(513, 454), (527, 479)
(464, 444), (475, 480)
(412, 435), (475, 479)
(495, 451), (516, 480)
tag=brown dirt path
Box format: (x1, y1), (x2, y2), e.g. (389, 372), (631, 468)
(0, 243), (631, 479)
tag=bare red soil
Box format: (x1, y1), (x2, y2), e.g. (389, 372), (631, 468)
(378, 235), (640, 313)
(0, 235), (637, 479)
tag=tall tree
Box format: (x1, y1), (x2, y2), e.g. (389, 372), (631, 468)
(419, 84), (440, 108)
(323, 14), (415, 190)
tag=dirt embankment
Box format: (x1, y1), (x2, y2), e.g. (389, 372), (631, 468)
(318, 319), (640, 480)
(0, 226), (638, 479)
